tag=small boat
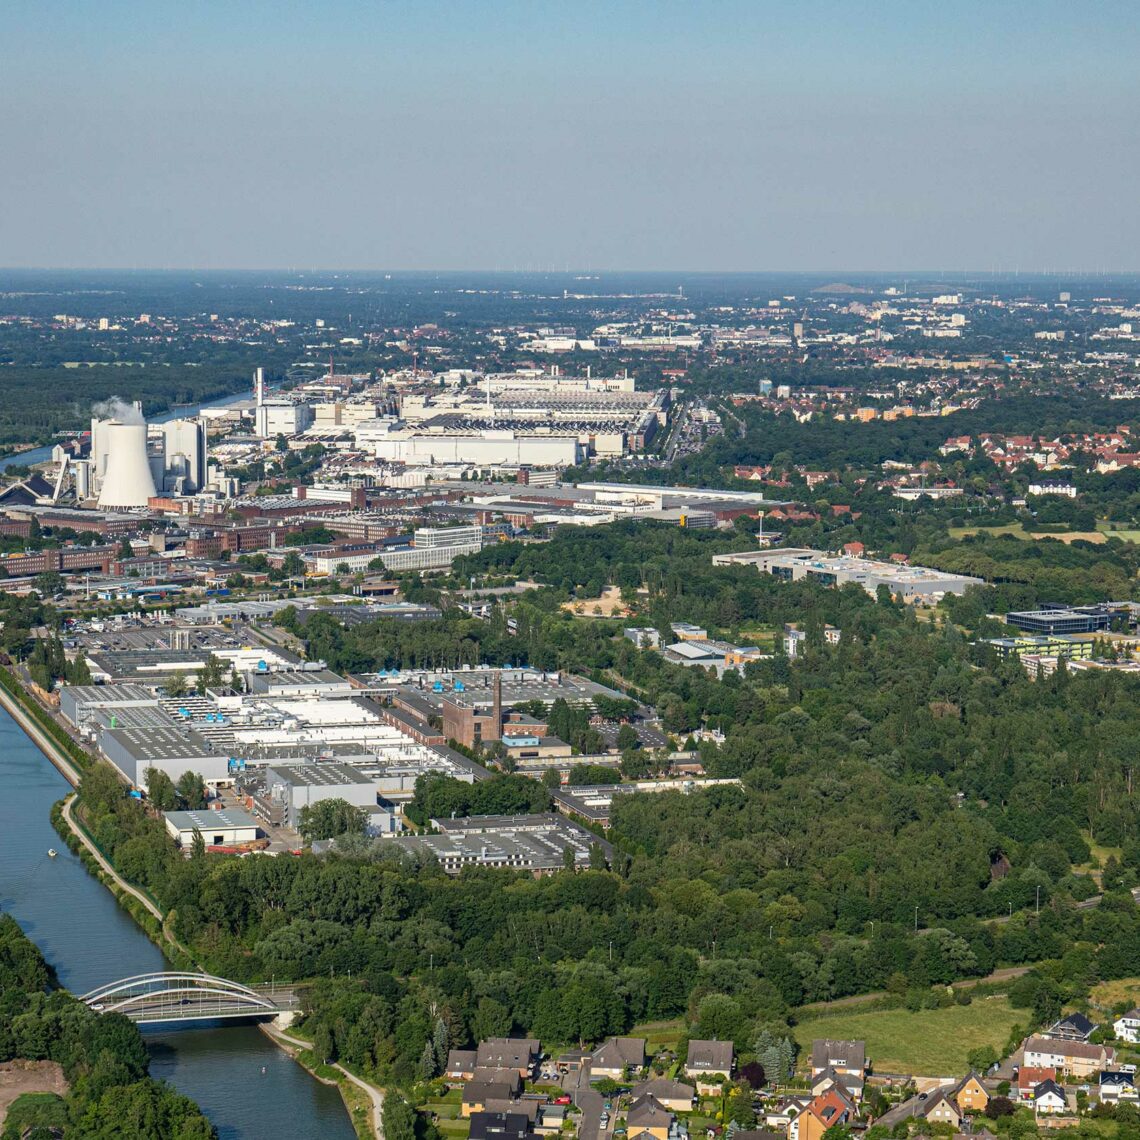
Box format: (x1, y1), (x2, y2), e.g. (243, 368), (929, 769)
(47, 849), (57, 858)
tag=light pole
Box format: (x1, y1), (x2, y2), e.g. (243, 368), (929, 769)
(1036, 885), (1041, 915)
(914, 906), (919, 931)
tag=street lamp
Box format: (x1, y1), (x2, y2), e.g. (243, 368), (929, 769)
(914, 906), (919, 931)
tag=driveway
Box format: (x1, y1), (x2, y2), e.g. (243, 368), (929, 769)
(564, 1067), (608, 1140)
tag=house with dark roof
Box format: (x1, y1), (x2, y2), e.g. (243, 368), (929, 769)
(1100, 1072), (1138, 1103)
(685, 1039), (733, 1093)
(630, 1079), (695, 1114)
(875, 1090), (961, 1131)
(809, 1040), (867, 1080)
(462, 1074), (522, 1118)
(626, 1095), (673, 1140)
(475, 1038), (542, 1079)
(810, 1065), (864, 1103)
(1033, 1080), (1068, 1115)
(590, 1037), (647, 1080)
(446, 1049), (478, 1081)
(1046, 1013), (1097, 1042)
(468, 1112), (532, 1140)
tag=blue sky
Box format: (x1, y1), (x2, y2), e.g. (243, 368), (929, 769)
(1, 1), (1136, 271)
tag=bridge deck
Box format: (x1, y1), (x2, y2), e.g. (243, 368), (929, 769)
(81, 972), (300, 1026)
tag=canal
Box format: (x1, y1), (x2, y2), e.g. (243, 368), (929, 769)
(0, 706), (356, 1140)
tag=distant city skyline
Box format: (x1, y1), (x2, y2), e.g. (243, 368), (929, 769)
(1, 0), (1136, 272)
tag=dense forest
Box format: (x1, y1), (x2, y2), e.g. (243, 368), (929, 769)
(0, 364), (254, 451)
(68, 539), (1140, 1092)
(0, 913), (214, 1139)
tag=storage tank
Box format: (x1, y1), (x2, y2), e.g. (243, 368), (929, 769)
(97, 422), (158, 508)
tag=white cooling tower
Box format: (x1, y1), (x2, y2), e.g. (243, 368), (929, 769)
(96, 422), (158, 508)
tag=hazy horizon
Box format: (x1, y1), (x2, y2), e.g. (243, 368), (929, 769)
(2, 1), (1136, 273)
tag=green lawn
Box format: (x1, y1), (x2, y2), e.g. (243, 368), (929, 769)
(793, 997), (1024, 1076)
(629, 1019), (685, 1054)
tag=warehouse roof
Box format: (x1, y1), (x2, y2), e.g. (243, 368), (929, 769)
(102, 724), (219, 763)
(164, 808), (259, 833)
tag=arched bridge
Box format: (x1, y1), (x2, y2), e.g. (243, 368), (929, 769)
(80, 972), (300, 1026)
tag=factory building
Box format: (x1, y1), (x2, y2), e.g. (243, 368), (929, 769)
(256, 402), (315, 439)
(712, 548), (984, 602)
(164, 808), (260, 850)
(391, 813), (612, 876)
(100, 723), (228, 787)
(242, 763), (385, 829)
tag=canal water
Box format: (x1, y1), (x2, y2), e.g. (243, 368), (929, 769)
(0, 707), (356, 1139)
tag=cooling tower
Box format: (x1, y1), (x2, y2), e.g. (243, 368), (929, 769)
(96, 422), (158, 508)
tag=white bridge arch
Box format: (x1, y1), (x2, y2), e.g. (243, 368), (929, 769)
(80, 972), (297, 1025)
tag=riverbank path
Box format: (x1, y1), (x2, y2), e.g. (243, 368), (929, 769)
(266, 1026), (385, 1140)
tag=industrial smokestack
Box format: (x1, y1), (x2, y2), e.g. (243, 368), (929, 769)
(97, 421), (157, 508)
(254, 367), (265, 407)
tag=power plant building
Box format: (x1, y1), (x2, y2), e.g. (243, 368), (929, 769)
(90, 406), (207, 506)
(95, 420), (157, 509)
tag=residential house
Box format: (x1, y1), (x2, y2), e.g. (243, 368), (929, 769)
(793, 1088), (857, 1140)
(462, 1074), (522, 1118)
(468, 1113), (532, 1140)
(948, 1072), (990, 1114)
(476, 1039), (542, 1080)
(1046, 1013), (1097, 1042)
(590, 1037), (647, 1080)
(1033, 1080), (1068, 1116)
(875, 1090), (961, 1131)
(630, 1080), (695, 1114)
(446, 1049), (478, 1081)
(811, 1066), (864, 1103)
(810, 1040), (867, 1081)
(626, 1096), (673, 1140)
(1100, 1072), (1138, 1104)
(685, 1040), (733, 1094)
(765, 1095), (812, 1131)
(1114, 1009), (1140, 1043)
(1023, 1036), (1114, 1078)
(1018, 1067), (1057, 1103)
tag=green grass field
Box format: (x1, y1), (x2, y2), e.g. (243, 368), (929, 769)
(793, 998), (1024, 1076)
(947, 523), (1031, 539)
(629, 1019), (685, 1054)
(1097, 522), (1140, 543)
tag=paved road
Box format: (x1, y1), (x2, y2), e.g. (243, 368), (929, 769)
(563, 1067), (607, 1140)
